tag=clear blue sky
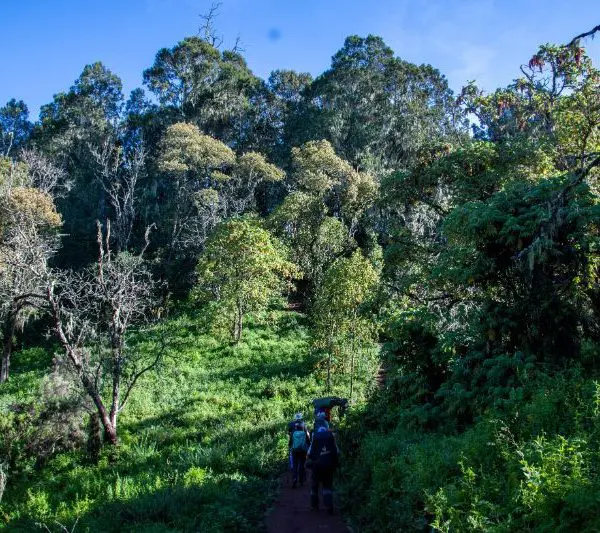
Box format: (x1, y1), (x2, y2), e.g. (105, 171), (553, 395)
(2, 0), (599, 119)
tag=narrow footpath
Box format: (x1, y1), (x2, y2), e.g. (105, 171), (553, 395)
(266, 473), (350, 533)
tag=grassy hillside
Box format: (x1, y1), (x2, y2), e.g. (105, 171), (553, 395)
(0, 309), (377, 532)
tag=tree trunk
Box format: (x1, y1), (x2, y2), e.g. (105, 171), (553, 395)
(327, 351), (332, 393)
(0, 312), (17, 384)
(349, 343), (355, 401)
(109, 346), (121, 435)
(87, 412), (102, 463)
(233, 301), (243, 344)
(79, 370), (118, 446)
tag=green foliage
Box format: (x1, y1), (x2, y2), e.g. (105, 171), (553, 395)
(158, 122), (235, 175)
(312, 251), (379, 395)
(4, 18), (600, 533)
(0, 309), (373, 532)
(143, 36), (260, 145)
(194, 218), (300, 342)
(340, 366), (600, 532)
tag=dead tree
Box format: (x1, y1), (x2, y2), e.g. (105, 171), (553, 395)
(89, 135), (146, 252)
(20, 148), (72, 197)
(47, 222), (162, 445)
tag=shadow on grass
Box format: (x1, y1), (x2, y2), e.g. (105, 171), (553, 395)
(7, 474), (271, 533)
(221, 353), (320, 384)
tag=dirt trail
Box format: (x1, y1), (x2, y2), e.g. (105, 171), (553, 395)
(266, 473), (350, 533)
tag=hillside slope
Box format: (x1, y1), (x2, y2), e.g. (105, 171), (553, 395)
(0, 310), (376, 532)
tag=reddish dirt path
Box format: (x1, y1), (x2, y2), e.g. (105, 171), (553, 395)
(266, 473), (350, 533)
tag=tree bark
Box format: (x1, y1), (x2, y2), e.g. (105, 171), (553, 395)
(109, 342), (121, 434)
(0, 311), (17, 384)
(349, 346), (355, 401)
(79, 369), (118, 445)
(233, 300), (243, 344)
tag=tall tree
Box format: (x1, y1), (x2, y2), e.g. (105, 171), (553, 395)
(0, 99), (32, 156)
(194, 218), (299, 343)
(311, 250), (379, 395)
(269, 139), (377, 301)
(35, 62), (126, 267)
(143, 36), (261, 146)
(299, 35), (461, 171)
(156, 122), (284, 289)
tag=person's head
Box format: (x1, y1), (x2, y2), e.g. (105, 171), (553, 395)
(316, 411), (326, 420)
(294, 412), (303, 421)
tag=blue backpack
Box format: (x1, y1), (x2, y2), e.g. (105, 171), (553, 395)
(292, 429), (308, 452)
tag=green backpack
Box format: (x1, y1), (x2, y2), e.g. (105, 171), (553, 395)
(292, 429), (308, 452)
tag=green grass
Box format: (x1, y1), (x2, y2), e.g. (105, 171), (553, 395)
(0, 308), (376, 532)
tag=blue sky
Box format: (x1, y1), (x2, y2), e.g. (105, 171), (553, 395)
(1, 0), (599, 119)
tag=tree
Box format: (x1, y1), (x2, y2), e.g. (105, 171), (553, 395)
(269, 140), (376, 301)
(194, 218), (299, 343)
(35, 62), (127, 268)
(0, 99), (32, 156)
(89, 130), (146, 252)
(298, 35), (461, 171)
(312, 251), (379, 396)
(157, 122), (284, 288)
(143, 36), (261, 145)
(0, 157), (62, 383)
(46, 222), (160, 445)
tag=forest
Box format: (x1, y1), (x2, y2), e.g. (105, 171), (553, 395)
(1, 14), (600, 533)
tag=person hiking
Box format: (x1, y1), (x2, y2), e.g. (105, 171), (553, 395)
(287, 413), (310, 487)
(307, 425), (339, 514)
(290, 419), (310, 487)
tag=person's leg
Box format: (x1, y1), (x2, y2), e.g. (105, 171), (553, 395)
(298, 452), (306, 485)
(310, 469), (320, 509)
(292, 451), (299, 486)
(321, 469), (334, 513)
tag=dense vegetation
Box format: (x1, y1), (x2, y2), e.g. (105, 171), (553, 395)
(1, 14), (600, 532)
(1, 310), (376, 531)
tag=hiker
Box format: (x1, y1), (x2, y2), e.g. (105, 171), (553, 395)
(307, 425), (339, 514)
(287, 413), (310, 487)
(290, 419), (310, 487)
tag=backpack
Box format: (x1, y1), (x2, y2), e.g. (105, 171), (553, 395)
(314, 418), (329, 432)
(292, 429), (308, 452)
(310, 430), (338, 469)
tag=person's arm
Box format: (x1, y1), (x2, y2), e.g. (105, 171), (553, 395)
(307, 434), (317, 459)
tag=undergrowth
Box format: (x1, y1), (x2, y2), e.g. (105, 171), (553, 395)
(339, 357), (600, 532)
(0, 308), (376, 532)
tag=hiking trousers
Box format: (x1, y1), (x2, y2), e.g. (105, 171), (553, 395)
(310, 467), (334, 510)
(292, 450), (307, 484)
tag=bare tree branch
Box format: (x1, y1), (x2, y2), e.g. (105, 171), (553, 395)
(199, 1), (224, 48)
(566, 24), (600, 47)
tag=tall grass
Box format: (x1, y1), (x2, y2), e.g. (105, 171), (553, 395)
(0, 309), (376, 532)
